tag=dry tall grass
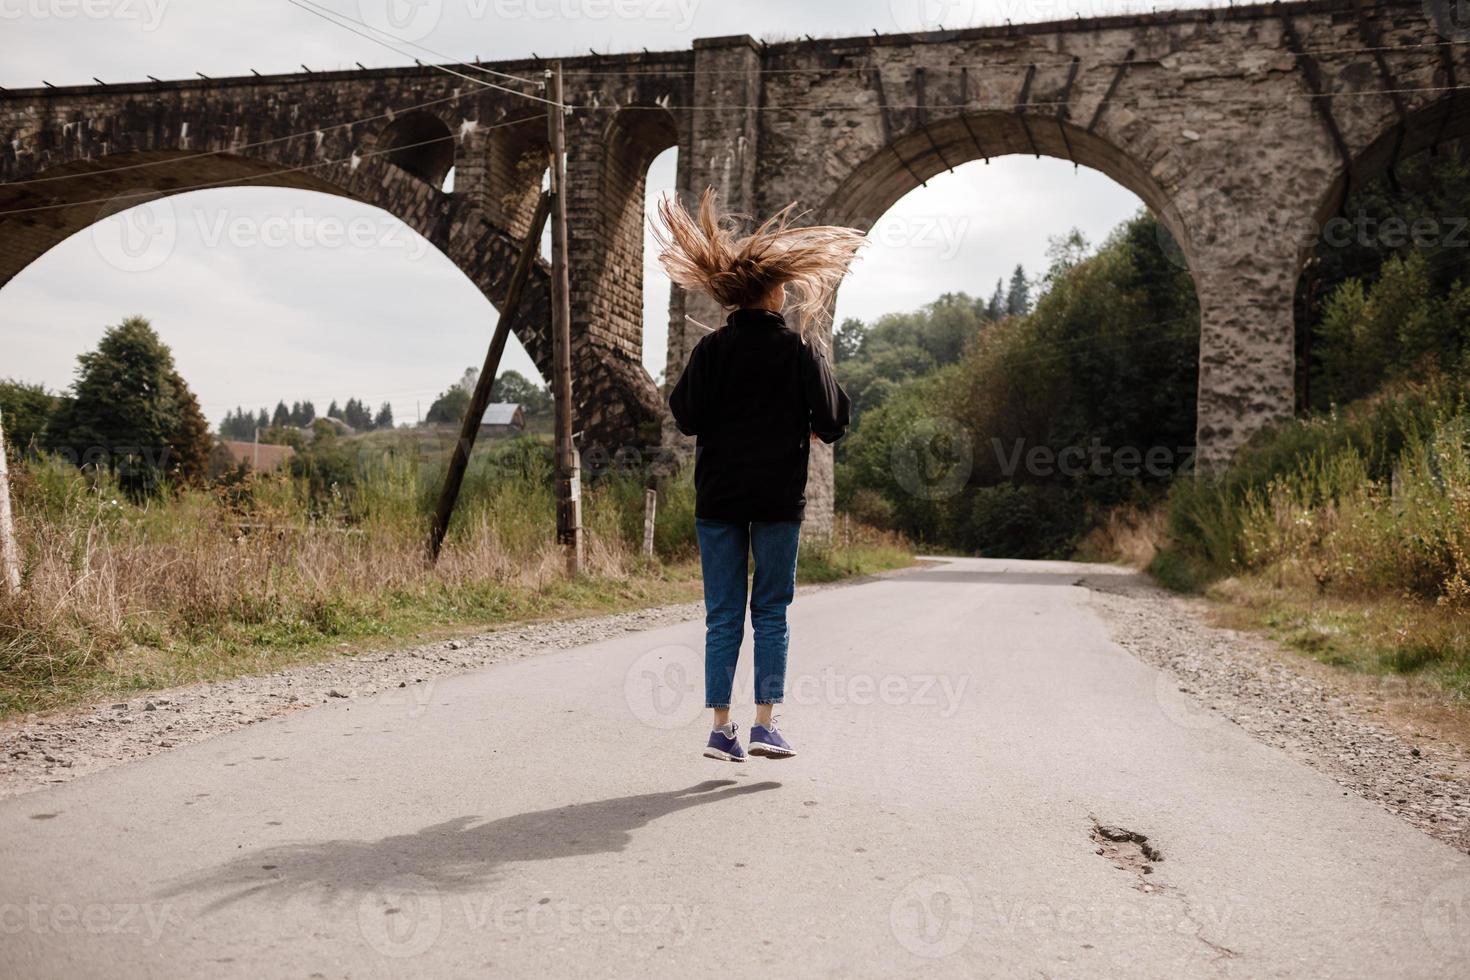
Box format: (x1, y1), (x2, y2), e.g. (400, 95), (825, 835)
(0, 441), (683, 710)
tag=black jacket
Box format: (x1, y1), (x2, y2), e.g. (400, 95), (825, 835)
(668, 308), (851, 523)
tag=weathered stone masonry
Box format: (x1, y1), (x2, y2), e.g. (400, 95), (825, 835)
(1, 1), (1463, 530)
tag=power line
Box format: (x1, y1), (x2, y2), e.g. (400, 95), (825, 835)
(0, 115), (534, 218)
(286, 0), (563, 109)
(291, 0), (544, 89)
(7, 90), (493, 187)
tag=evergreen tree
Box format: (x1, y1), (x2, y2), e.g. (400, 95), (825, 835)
(300, 400), (316, 425)
(271, 401), (290, 428)
(374, 402), (394, 429)
(1005, 264), (1030, 317)
(342, 397), (373, 431)
(987, 279), (1006, 319)
(43, 316), (210, 496)
(218, 407), (256, 440)
(326, 399), (341, 420)
(167, 369), (213, 486)
(256, 408), (270, 432)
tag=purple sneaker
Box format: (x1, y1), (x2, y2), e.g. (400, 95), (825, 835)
(704, 723), (746, 762)
(749, 722), (796, 759)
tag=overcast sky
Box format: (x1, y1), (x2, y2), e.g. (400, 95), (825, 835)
(0, 0), (1198, 427)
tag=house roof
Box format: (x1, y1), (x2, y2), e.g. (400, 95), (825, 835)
(480, 403), (523, 426)
(219, 439), (296, 471)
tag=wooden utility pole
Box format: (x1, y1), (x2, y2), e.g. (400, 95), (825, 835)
(547, 62), (583, 576)
(426, 190), (553, 563)
(0, 408), (22, 593)
(642, 488), (657, 559)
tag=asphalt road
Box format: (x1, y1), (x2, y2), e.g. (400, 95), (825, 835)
(3, 557), (1469, 978)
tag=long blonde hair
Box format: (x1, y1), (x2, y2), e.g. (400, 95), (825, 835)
(651, 188), (867, 340)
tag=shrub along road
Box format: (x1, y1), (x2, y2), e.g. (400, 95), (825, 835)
(1, 558), (1468, 977)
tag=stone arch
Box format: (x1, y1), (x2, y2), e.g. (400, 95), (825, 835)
(553, 104), (677, 451)
(476, 113), (548, 240)
(0, 147), (555, 379)
(587, 104), (680, 360)
(377, 110), (457, 187)
(818, 111), (1184, 251)
(1309, 93), (1470, 250)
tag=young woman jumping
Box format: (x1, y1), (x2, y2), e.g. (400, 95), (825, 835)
(654, 188), (866, 762)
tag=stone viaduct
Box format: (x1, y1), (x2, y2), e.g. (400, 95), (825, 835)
(1, 0), (1465, 527)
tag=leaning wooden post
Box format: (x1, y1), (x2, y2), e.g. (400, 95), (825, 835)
(426, 191), (553, 563)
(0, 408), (22, 592)
(642, 488), (657, 559)
(546, 62), (584, 576)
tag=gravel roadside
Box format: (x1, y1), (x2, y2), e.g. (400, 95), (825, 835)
(1084, 573), (1470, 855)
(0, 600), (701, 800)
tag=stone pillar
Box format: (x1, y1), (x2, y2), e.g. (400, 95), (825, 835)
(803, 316), (838, 538)
(559, 106), (664, 456)
(1185, 203), (1309, 471)
(665, 35), (763, 392)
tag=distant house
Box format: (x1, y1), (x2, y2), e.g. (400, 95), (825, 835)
(478, 403), (525, 437)
(312, 416), (355, 437)
(219, 439), (296, 472)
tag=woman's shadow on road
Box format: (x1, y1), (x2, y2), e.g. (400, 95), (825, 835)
(159, 778), (779, 912)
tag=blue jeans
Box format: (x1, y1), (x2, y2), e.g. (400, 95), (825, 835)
(695, 518), (801, 709)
